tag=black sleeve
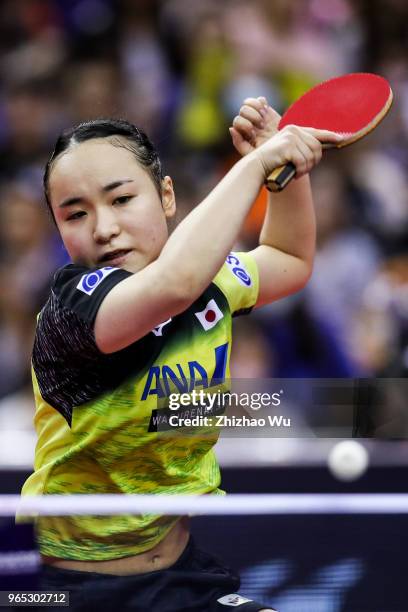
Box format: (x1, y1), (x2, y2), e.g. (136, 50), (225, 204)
(32, 264), (136, 425)
(54, 264), (133, 325)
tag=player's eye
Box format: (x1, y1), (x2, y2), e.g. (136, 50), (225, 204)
(67, 211), (86, 221)
(113, 195), (132, 205)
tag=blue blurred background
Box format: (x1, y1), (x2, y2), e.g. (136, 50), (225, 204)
(0, 2), (407, 609)
(0, 0), (407, 410)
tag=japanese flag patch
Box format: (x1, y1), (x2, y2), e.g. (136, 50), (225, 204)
(194, 299), (223, 331)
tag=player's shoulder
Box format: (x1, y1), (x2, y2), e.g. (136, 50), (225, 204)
(50, 263), (88, 303)
(46, 263), (133, 326)
(52, 263), (88, 289)
(212, 251), (259, 316)
(213, 251), (257, 291)
(52, 263), (129, 296)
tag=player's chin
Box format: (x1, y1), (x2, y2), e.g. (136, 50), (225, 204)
(120, 251), (152, 274)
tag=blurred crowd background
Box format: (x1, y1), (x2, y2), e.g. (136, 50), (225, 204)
(0, 0), (407, 452)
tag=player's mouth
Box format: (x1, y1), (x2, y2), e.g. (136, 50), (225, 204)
(98, 249), (133, 265)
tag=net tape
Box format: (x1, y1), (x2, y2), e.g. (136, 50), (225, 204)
(1, 494), (408, 516)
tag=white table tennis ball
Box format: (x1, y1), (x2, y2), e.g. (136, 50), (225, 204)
(328, 440), (369, 481)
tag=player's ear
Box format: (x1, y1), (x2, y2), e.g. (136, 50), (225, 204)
(161, 176), (176, 218)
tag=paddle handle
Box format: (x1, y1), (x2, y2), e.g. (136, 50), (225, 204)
(265, 163), (296, 192)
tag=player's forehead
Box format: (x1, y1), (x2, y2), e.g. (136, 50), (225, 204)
(48, 138), (150, 198)
(52, 138), (144, 179)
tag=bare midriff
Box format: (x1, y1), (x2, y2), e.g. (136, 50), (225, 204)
(41, 516), (190, 575)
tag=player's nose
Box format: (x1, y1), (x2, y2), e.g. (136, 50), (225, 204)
(93, 208), (120, 243)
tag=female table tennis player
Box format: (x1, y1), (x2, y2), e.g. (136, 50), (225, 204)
(20, 97), (342, 611)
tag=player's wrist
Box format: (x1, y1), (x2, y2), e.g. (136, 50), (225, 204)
(250, 143), (281, 179)
(238, 150), (268, 183)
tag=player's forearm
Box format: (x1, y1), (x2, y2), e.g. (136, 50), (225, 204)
(158, 154), (264, 296)
(259, 175), (316, 269)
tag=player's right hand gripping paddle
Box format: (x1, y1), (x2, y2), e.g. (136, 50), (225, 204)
(266, 72), (393, 192)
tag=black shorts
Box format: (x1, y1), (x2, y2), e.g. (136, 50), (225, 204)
(39, 538), (275, 611)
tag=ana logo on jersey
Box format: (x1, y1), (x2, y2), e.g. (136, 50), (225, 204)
(141, 342), (228, 400)
(225, 253), (252, 287)
(217, 594), (252, 607)
(76, 267), (118, 295)
(195, 299), (223, 331)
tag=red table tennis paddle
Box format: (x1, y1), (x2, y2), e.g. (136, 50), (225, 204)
(266, 73), (393, 192)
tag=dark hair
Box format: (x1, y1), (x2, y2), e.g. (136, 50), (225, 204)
(43, 118), (164, 218)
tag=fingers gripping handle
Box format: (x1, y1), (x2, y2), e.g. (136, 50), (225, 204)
(265, 162), (296, 192)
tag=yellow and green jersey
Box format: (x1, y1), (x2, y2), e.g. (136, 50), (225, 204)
(21, 252), (259, 560)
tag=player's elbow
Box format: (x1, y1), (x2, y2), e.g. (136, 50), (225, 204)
(284, 256), (313, 296)
(282, 261), (312, 301)
(296, 257), (314, 289)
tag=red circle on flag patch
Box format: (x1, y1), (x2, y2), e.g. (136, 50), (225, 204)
(205, 310), (216, 322)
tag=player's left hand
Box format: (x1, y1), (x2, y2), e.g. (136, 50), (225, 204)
(229, 96), (281, 156)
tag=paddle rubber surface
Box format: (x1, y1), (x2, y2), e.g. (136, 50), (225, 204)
(278, 73), (392, 139)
